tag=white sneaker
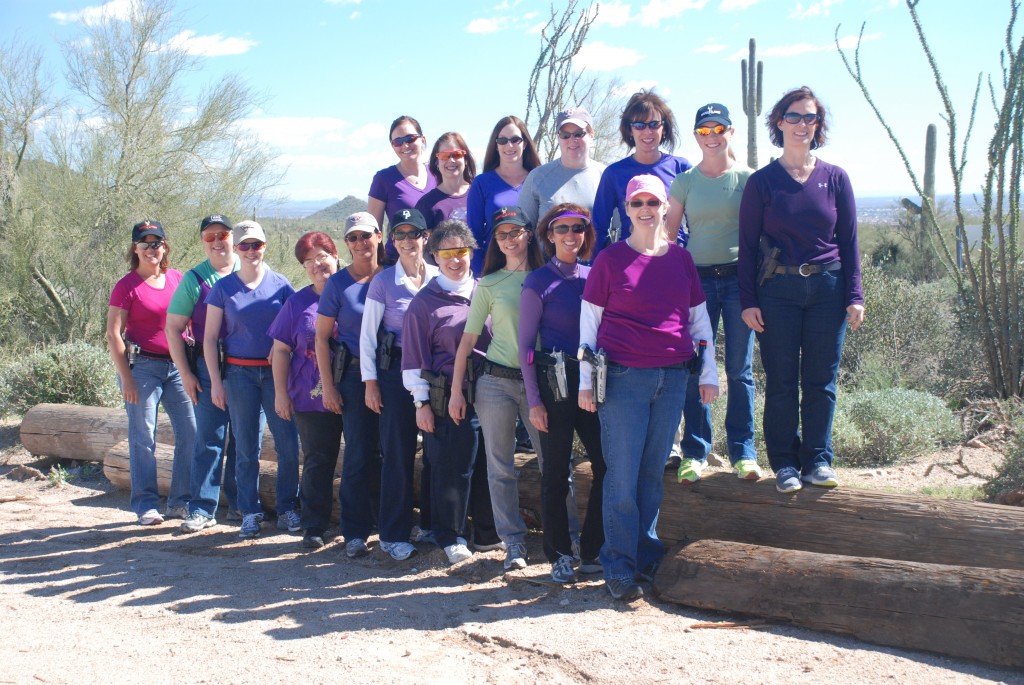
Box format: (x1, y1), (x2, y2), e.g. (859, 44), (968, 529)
(444, 537), (472, 564)
(380, 540), (416, 561)
(503, 542), (528, 570)
(164, 506), (189, 520)
(138, 509), (163, 526)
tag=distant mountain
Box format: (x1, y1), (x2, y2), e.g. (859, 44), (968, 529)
(305, 195), (369, 223)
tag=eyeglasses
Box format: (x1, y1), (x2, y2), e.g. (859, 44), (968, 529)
(551, 223), (587, 235)
(628, 199), (662, 208)
(782, 112), (821, 125)
(302, 252), (334, 268)
(345, 232), (374, 243)
(494, 228), (527, 241)
(138, 240), (165, 251)
(391, 134), (424, 147)
(436, 149), (467, 162)
(558, 130), (587, 140)
(695, 125), (728, 136)
(201, 230), (230, 243)
(435, 246), (471, 260)
(237, 241), (265, 252)
(629, 120), (663, 130)
(392, 229), (423, 242)
(495, 136), (524, 146)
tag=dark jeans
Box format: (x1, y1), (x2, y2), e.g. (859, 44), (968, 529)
(336, 367), (381, 540)
(537, 362), (606, 563)
(188, 358), (237, 517)
(424, 407), (497, 548)
(377, 362), (419, 543)
(294, 410), (344, 534)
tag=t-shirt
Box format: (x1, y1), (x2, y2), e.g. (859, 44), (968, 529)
(669, 166), (752, 266)
(268, 286), (328, 413)
(166, 257), (240, 342)
(464, 269), (530, 369)
(466, 170), (524, 275)
(109, 269), (184, 355)
(517, 158), (606, 228)
(591, 152), (692, 258)
(360, 261), (439, 381)
(583, 242), (705, 368)
(368, 164), (437, 221)
(317, 267), (370, 355)
(415, 187), (469, 230)
(206, 269), (295, 359)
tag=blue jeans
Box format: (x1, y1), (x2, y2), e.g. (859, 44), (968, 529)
(757, 270), (848, 474)
(223, 364), (300, 516)
(682, 274), (756, 463)
(188, 358), (238, 517)
(336, 366), (380, 540)
(123, 356), (196, 516)
(598, 365), (688, 583)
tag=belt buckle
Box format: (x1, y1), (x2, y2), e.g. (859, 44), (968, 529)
(798, 263), (814, 277)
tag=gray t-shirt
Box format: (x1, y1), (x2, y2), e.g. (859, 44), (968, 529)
(517, 158), (607, 226)
(670, 166), (752, 265)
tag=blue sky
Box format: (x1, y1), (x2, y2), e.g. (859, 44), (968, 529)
(1, 0), (1003, 208)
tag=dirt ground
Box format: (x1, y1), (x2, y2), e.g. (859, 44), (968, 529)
(1, 420), (1021, 685)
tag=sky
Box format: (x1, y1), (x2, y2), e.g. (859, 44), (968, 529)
(1, 0), (1005, 211)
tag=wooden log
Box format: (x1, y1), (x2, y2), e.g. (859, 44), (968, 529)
(654, 539), (1024, 669)
(658, 471), (1024, 571)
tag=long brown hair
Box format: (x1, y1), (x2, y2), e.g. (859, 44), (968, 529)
(482, 115), (541, 173)
(481, 221), (545, 276)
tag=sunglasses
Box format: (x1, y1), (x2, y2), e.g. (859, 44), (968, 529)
(345, 232), (374, 243)
(391, 134), (424, 147)
(237, 241), (265, 252)
(137, 240), (165, 251)
(629, 120), (663, 130)
(782, 112), (821, 125)
(558, 130), (587, 140)
(436, 149), (467, 162)
(496, 136), (524, 146)
(628, 199), (662, 208)
(201, 230), (230, 243)
(495, 228), (527, 241)
(695, 125), (728, 136)
(435, 246), (471, 260)
(551, 223), (587, 235)
(392, 229), (424, 242)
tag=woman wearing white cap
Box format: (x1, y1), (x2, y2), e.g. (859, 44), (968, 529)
(579, 174), (718, 601)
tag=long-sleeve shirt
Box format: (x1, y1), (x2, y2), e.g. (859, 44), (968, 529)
(466, 170), (524, 275)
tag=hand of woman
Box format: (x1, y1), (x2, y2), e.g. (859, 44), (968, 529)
(578, 389), (597, 413)
(448, 391), (467, 425)
(275, 394), (293, 422)
(121, 375), (139, 405)
(529, 405), (549, 433)
(741, 307), (764, 333)
(180, 370), (201, 406)
(846, 304), (865, 331)
(364, 380), (383, 414)
(322, 384), (343, 415)
(416, 404), (435, 433)
(211, 383), (227, 411)
(698, 384), (719, 405)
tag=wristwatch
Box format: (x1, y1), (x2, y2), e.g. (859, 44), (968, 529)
(413, 400), (426, 409)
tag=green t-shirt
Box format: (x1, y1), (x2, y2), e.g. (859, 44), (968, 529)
(465, 269), (529, 369)
(670, 166), (752, 266)
(167, 257), (241, 317)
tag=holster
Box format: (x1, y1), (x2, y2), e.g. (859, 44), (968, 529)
(688, 340), (707, 377)
(466, 359), (478, 406)
(421, 370), (450, 419)
(329, 339), (350, 385)
(217, 340), (227, 378)
(376, 330), (396, 371)
(757, 235), (782, 287)
(124, 336), (140, 370)
(185, 342), (202, 375)
(578, 345), (607, 404)
(535, 350), (569, 402)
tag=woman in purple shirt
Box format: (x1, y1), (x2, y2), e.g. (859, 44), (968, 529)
(269, 231), (341, 550)
(415, 132), (476, 231)
(738, 86), (864, 494)
(519, 203), (606, 584)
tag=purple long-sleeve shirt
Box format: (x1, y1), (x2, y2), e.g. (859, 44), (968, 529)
(518, 258), (589, 408)
(738, 158), (863, 309)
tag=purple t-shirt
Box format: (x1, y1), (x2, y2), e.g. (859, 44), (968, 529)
(415, 187), (469, 231)
(466, 170), (524, 275)
(268, 286), (328, 413)
(583, 242), (705, 368)
(109, 269), (184, 355)
(401, 280), (490, 386)
(365, 263), (439, 346)
(591, 152), (692, 258)
(317, 268), (369, 355)
(519, 259), (589, 407)
(206, 270), (295, 359)
(368, 164), (437, 220)
(737, 158), (862, 309)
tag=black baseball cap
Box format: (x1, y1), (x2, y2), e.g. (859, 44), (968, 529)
(491, 206), (530, 229)
(132, 220), (165, 242)
(200, 214), (233, 232)
(694, 103), (732, 128)
(390, 208), (428, 233)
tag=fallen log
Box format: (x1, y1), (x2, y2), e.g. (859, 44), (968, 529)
(654, 539), (1024, 669)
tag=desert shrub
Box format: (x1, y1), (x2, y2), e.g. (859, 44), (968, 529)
(0, 342), (121, 417)
(984, 411), (1024, 501)
(834, 388), (960, 466)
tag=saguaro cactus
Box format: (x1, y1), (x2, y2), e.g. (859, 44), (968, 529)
(741, 38), (763, 169)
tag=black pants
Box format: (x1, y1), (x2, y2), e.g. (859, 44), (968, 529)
(294, 410), (344, 534)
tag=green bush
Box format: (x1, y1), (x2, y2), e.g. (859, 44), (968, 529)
(0, 342), (122, 417)
(984, 422), (1024, 501)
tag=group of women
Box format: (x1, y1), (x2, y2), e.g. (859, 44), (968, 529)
(106, 84), (863, 602)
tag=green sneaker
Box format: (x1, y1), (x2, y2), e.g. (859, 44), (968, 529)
(734, 459), (763, 480)
(676, 458), (704, 484)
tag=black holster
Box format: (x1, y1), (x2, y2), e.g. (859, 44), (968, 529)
(377, 330), (396, 371)
(329, 339), (350, 385)
(421, 370), (450, 418)
(757, 236), (782, 287)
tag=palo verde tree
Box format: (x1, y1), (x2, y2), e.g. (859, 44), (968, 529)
(837, 0), (1024, 398)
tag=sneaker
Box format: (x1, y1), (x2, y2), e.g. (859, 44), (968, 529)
(473, 540), (506, 552)
(606, 578), (644, 602)
(225, 509), (243, 522)
(734, 459), (763, 480)
(636, 563), (659, 583)
(238, 513), (262, 539)
(276, 510), (302, 533)
(666, 454), (682, 471)
(410, 526), (436, 545)
(138, 509), (163, 526)
(503, 542), (528, 570)
(380, 540), (417, 561)
(551, 555), (577, 584)
(180, 511), (216, 533)
(802, 465), (840, 488)
(302, 531), (325, 550)
(579, 558), (603, 574)
(165, 505), (189, 520)
(345, 537), (369, 559)
(775, 467), (803, 494)
(444, 537), (473, 564)
(676, 458), (705, 484)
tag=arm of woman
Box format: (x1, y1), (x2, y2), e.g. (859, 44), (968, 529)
(367, 197), (386, 233)
(737, 175), (766, 332)
(314, 313), (342, 414)
(665, 197), (685, 244)
(518, 287), (548, 432)
(577, 300), (604, 413)
(447, 332), (479, 425)
(590, 168), (616, 257)
(688, 301), (720, 404)
(105, 306), (136, 404)
(166, 313), (200, 405)
(271, 340), (294, 421)
(359, 294), (386, 413)
(834, 168), (865, 331)
(202, 305), (227, 410)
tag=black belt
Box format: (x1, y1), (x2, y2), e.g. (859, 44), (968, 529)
(773, 262), (841, 277)
(483, 360), (523, 381)
(696, 263), (738, 278)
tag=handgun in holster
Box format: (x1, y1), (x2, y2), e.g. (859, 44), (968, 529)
(466, 357), (479, 406)
(537, 349), (569, 402)
(420, 369), (450, 418)
(123, 336), (140, 369)
(377, 330), (396, 371)
(578, 344), (607, 404)
(217, 340), (227, 378)
(329, 339), (349, 385)
(688, 340), (707, 377)
(757, 235), (782, 287)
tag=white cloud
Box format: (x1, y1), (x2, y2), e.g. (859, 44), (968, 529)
(593, 0), (632, 27)
(695, 41), (727, 53)
(790, 0), (842, 19)
(574, 41), (643, 71)
(494, 0), (522, 9)
(242, 116), (351, 149)
(466, 17), (502, 33)
(165, 30), (256, 57)
(350, 11), (360, 19)
(636, 0), (708, 27)
(50, 0), (132, 25)
(720, 0), (758, 9)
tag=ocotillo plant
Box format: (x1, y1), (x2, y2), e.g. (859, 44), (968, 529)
(741, 38), (763, 169)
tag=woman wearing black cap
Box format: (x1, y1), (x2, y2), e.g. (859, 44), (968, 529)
(106, 220), (196, 526)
